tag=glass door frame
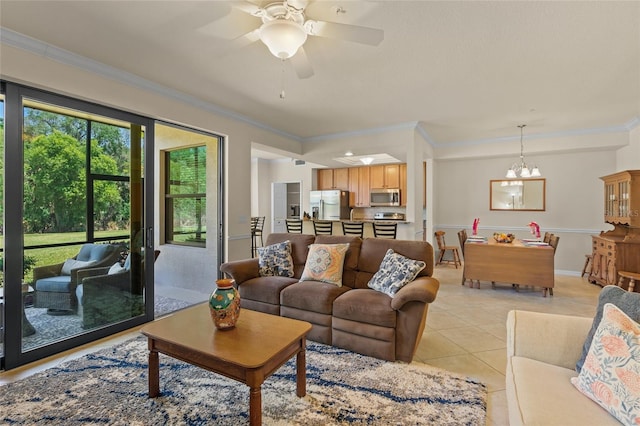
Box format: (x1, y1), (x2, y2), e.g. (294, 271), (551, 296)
(2, 81), (156, 370)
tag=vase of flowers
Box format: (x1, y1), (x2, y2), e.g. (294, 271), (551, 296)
(209, 278), (240, 330)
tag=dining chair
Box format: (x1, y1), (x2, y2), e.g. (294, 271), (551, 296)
(285, 219), (303, 234)
(434, 231), (461, 268)
(457, 229), (468, 259)
(313, 220), (334, 235)
(250, 216), (265, 258)
(373, 222), (397, 239)
(543, 232), (552, 243)
(342, 221), (364, 238)
(549, 235), (560, 254)
(581, 253), (593, 278)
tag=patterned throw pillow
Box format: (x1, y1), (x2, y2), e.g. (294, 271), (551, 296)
(258, 240), (294, 277)
(367, 249), (426, 297)
(571, 303), (640, 425)
(300, 243), (349, 286)
(576, 285), (640, 372)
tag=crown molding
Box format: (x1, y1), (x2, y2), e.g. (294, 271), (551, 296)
(0, 28), (302, 143)
(2, 28), (637, 148)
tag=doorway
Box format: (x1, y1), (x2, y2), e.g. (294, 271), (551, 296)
(272, 181), (301, 233)
(1, 82), (155, 370)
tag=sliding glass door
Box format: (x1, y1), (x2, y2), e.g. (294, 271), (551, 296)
(2, 82), (155, 369)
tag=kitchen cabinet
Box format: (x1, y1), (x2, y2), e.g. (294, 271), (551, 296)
(589, 170), (640, 290)
(348, 166), (370, 207)
(400, 163), (407, 206)
(370, 164), (400, 189)
(317, 168), (349, 190)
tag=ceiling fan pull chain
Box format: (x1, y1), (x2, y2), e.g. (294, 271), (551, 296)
(280, 59), (286, 100)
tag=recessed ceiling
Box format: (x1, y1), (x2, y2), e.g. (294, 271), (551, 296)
(333, 153), (400, 166)
(1, 1), (638, 148)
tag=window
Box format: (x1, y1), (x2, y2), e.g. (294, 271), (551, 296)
(165, 146), (206, 247)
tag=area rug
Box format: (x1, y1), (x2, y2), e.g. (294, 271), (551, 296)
(0, 336), (487, 425)
(19, 295), (193, 351)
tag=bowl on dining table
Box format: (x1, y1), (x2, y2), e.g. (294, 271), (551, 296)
(493, 232), (515, 243)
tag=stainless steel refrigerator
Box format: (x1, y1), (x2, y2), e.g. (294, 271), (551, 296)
(309, 190), (350, 220)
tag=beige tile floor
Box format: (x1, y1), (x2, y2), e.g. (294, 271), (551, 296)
(1, 265), (603, 425)
(419, 265), (602, 426)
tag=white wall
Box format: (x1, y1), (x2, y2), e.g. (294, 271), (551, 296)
(433, 149), (618, 273)
(3, 40), (638, 278)
(0, 42), (301, 286)
(616, 125), (640, 171)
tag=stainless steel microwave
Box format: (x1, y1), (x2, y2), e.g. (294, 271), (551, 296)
(370, 188), (401, 206)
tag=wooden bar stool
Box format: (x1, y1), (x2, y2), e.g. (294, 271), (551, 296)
(617, 271), (640, 292)
(581, 254), (592, 277)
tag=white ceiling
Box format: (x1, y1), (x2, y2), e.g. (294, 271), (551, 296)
(1, 1), (639, 164)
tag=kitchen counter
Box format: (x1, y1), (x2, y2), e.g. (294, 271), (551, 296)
(299, 219), (417, 240)
(306, 218), (412, 224)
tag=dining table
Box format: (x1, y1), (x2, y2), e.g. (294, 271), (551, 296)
(463, 237), (555, 296)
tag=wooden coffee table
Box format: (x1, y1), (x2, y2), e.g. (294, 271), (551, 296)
(140, 304), (312, 425)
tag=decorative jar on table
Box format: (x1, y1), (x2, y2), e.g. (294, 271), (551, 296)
(209, 278), (240, 330)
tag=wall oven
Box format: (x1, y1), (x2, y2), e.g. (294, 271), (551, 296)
(370, 188), (401, 206)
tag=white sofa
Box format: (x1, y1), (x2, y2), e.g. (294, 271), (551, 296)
(506, 310), (619, 426)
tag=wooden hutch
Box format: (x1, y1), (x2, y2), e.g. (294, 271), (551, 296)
(589, 170), (640, 291)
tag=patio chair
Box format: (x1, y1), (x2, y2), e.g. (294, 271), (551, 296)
(76, 250), (160, 328)
(33, 243), (123, 314)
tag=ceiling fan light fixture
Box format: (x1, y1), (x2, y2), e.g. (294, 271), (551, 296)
(259, 19), (308, 59)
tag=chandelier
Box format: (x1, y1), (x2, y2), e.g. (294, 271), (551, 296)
(506, 124), (541, 179)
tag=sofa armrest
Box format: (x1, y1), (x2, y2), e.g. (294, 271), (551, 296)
(32, 262), (64, 282)
(77, 267), (111, 282)
(82, 271), (131, 292)
(390, 276), (440, 310)
(506, 310), (593, 370)
(220, 258), (260, 286)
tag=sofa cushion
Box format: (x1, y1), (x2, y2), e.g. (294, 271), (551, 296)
(313, 235), (362, 288)
(355, 239), (433, 289)
(265, 233), (316, 278)
(76, 244), (94, 261)
(571, 303), (640, 425)
(300, 243), (349, 286)
(280, 281), (350, 315)
(35, 275), (73, 292)
(577, 285), (640, 372)
(258, 240), (295, 277)
(367, 249), (426, 297)
(61, 259), (97, 275)
(238, 276), (298, 306)
(507, 356), (619, 426)
(333, 288), (396, 328)
(88, 244), (115, 262)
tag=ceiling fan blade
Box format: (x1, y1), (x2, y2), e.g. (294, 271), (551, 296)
(228, 28), (261, 50)
(232, 1), (264, 17)
(306, 20), (384, 46)
(290, 46), (314, 79)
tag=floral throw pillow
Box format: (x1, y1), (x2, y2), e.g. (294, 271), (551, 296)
(367, 249), (426, 297)
(258, 240), (294, 278)
(570, 303), (640, 426)
(300, 243), (349, 286)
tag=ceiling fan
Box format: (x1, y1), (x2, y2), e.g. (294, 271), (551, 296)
(226, 0), (384, 79)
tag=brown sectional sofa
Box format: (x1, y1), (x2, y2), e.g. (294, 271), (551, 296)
(220, 233), (440, 362)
